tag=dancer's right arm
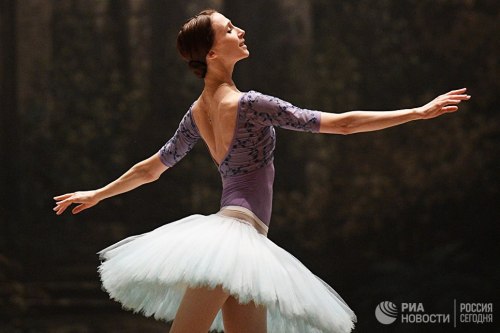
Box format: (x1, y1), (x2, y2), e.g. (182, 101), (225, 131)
(53, 154), (168, 215)
(54, 106), (201, 216)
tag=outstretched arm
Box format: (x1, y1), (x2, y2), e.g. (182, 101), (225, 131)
(53, 154), (168, 215)
(54, 106), (200, 216)
(320, 88), (471, 135)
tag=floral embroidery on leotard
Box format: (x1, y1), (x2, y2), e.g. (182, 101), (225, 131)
(158, 106), (200, 168)
(243, 91), (321, 132)
(158, 91), (321, 224)
(218, 90), (321, 176)
(158, 91), (321, 175)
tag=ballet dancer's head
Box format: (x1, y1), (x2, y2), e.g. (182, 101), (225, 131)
(177, 9), (249, 79)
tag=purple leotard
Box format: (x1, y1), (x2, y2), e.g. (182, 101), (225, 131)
(158, 90), (321, 225)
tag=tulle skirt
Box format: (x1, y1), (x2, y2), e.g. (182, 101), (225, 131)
(97, 206), (356, 333)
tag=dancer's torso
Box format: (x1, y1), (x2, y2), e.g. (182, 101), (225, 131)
(158, 90), (321, 226)
(192, 89), (277, 225)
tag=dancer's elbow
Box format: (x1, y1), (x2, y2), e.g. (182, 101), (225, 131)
(130, 164), (157, 183)
(319, 114), (356, 135)
(134, 154), (169, 183)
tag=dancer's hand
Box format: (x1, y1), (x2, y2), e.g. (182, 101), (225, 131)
(53, 190), (100, 215)
(416, 88), (471, 119)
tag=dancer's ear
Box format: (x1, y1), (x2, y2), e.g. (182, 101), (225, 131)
(207, 50), (217, 61)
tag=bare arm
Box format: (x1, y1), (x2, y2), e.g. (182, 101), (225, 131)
(53, 153), (168, 215)
(320, 88), (471, 135)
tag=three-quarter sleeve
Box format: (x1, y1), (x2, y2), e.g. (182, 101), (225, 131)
(158, 107), (200, 167)
(242, 90), (321, 132)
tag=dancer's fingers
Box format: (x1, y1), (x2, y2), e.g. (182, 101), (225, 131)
(54, 198), (73, 207)
(54, 193), (74, 201)
(72, 204), (87, 214)
(447, 94), (470, 100)
(442, 106), (458, 113)
(446, 88), (467, 95)
(55, 203), (69, 215)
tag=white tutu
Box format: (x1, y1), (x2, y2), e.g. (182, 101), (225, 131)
(97, 207), (356, 332)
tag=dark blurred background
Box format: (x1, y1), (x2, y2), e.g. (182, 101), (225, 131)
(1, 0), (499, 332)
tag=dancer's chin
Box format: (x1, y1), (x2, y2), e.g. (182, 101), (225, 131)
(237, 52), (250, 63)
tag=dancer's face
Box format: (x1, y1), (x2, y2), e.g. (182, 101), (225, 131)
(208, 13), (249, 63)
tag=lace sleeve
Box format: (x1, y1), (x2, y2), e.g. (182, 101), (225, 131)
(158, 107), (200, 167)
(241, 90), (321, 132)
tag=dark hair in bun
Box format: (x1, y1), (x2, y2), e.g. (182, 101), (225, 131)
(177, 9), (217, 79)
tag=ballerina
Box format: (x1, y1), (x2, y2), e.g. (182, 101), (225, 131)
(54, 9), (470, 333)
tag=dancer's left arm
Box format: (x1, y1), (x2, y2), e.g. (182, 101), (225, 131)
(249, 88), (470, 134)
(320, 88), (470, 135)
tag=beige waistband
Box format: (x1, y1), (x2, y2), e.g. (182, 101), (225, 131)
(216, 206), (269, 236)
